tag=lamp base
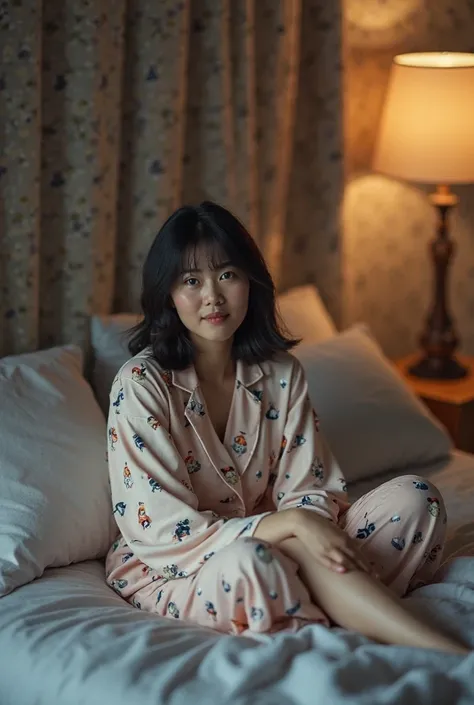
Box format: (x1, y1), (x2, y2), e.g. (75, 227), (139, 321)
(408, 355), (468, 380)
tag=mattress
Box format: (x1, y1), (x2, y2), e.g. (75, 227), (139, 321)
(0, 451), (473, 705)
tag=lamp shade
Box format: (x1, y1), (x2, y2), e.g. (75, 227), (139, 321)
(373, 52), (474, 184)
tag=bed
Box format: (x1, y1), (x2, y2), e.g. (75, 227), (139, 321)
(1, 292), (474, 705)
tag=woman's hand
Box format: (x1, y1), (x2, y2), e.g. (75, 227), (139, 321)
(292, 509), (378, 576)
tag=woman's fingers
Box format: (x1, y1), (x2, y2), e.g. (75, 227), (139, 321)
(329, 545), (377, 576)
(338, 541), (376, 575)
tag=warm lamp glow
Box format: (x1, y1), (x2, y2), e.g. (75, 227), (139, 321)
(373, 52), (474, 183)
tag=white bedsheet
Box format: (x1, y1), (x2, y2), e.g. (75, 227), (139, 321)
(1, 452), (474, 705)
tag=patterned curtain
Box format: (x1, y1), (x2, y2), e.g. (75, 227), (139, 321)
(0, 0), (343, 357)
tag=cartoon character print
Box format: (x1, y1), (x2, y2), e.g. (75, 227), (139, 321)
(162, 564), (179, 580)
(296, 495), (314, 507)
(123, 463), (133, 489)
(391, 537), (406, 551)
(133, 433), (145, 451)
(279, 378), (287, 389)
(286, 600), (301, 616)
(111, 538), (121, 552)
(188, 398), (205, 416)
(147, 415), (160, 430)
(221, 466), (239, 486)
(250, 607), (264, 621)
(312, 408), (320, 431)
(108, 426), (118, 451)
(112, 388), (124, 413)
(251, 389), (263, 402)
(131, 363), (147, 384)
(356, 513), (376, 539)
(147, 475), (162, 492)
(338, 477), (348, 493)
(173, 518), (191, 542)
(122, 552), (133, 563)
(222, 579), (231, 592)
(167, 601), (180, 618)
(311, 458), (324, 484)
(427, 497), (441, 517)
(137, 501), (152, 529)
(255, 543), (273, 564)
(160, 370), (172, 387)
(110, 578), (128, 592)
(269, 450), (276, 468)
(288, 434), (306, 452)
(427, 543), (442, 563)
(232, 433), (247, 456)
(205, 601), (217, 620)
(265, 403), (280, 420)
(185, 450), (201, 474)
(413, 531), (423, 544)
(113, 501), (126, 516)
(413, 480), (429, 490)
(278, 435), (287, 460)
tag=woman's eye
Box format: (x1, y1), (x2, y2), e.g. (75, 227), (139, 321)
(220, 271), (235, 281)
(185, 278), (199, 287)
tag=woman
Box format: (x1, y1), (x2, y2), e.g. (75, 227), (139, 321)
(105, 201), (467, 654)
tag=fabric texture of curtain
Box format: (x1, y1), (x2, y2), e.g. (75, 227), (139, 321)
(0, 0), (343, 356)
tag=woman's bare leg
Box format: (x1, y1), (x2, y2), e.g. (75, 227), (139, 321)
(279, 537), (469, 654)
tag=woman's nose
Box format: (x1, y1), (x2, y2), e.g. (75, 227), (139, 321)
(203, 281), (224, 305)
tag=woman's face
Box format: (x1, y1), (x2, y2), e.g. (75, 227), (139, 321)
(170, 244), (250, 346)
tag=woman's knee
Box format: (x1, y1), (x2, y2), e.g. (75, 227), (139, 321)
(214, 537), (294, 576)
(216, 537), (275, 565)
(387, 474), (446, 522)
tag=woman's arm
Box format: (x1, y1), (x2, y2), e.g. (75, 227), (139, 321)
(270, 357), (348, 522)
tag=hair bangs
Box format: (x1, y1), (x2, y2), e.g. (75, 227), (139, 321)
(177, 217), (246, 278)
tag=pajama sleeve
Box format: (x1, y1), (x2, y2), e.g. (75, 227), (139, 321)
(107, 373), (271, 578)
(271, 358), (348, 523)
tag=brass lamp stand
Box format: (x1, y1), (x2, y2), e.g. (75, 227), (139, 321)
(408, 185), (468, 380)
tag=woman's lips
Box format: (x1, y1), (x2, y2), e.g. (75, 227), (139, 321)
(204, 314), (229, 325)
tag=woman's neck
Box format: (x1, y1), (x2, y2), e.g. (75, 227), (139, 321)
(192, 337), (235, 385)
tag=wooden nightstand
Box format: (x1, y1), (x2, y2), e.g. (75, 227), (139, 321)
(394, 354), (474, 453)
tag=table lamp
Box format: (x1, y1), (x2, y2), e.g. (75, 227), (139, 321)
(373, 52), (474, 379)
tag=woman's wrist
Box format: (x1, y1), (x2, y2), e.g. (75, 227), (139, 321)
(252, 509), (299, 544)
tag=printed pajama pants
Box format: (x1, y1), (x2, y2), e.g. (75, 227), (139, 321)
(139, 475), (447, 635)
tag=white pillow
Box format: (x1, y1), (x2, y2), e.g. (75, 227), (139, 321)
(294, 325), (453, 482)
(90, 285), (336, 414)
(0, 345), (117, 597)
(276, 285), (337, 344)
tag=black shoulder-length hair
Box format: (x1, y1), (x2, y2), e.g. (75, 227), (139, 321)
(127, 200), (299, 369)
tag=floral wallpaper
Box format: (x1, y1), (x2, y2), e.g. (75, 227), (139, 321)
(0, 0), (344, 357)
(343, 0), (474, 358)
